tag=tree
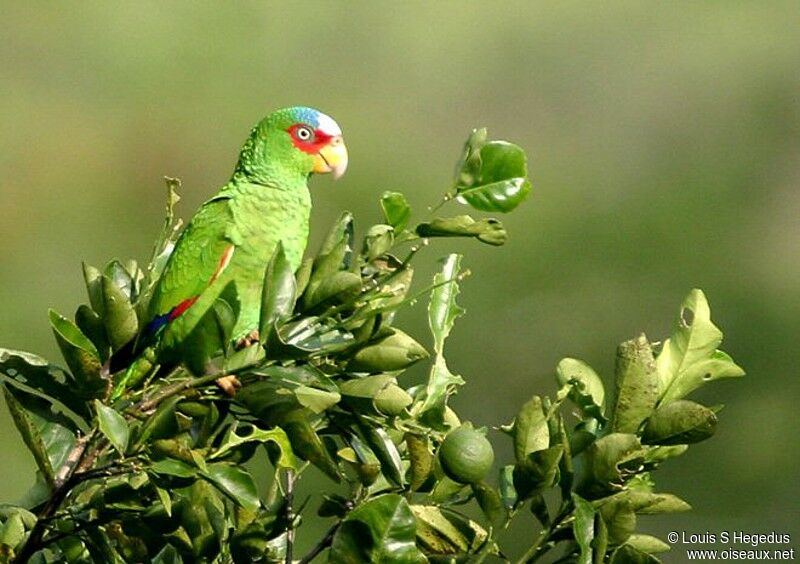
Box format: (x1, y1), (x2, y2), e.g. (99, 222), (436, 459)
(0, 129), (742, 563)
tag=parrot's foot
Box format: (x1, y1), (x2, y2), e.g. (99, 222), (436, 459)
(216, 375), (241, 396)
(236, 329), (260, 349)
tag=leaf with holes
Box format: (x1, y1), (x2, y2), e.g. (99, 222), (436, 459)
(656, 289), (744, 402)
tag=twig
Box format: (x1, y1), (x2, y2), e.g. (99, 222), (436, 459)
(298, 522), (340, 564)
(515, 503), (572, 564)
(136, 372), (220, 412)
(284, 469), (296, 564)
(14, 430), (98, 563)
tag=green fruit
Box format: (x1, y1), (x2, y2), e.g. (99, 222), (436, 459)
(438, 426), (495, 484)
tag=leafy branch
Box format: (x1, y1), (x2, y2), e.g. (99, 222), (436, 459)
(0, 128), (744, 564)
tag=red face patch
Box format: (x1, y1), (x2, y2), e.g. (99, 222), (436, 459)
(287, 123), (333, 154)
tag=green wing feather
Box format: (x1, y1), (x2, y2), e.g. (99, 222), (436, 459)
(148, 194), (237, 320)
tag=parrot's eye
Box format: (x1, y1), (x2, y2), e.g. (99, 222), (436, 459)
(295, 126), (313, 141)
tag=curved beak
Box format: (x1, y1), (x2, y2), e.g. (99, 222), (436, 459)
(313, 136), (348, 180)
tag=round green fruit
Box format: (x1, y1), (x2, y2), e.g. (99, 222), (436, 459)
(438, 426), (494, 484)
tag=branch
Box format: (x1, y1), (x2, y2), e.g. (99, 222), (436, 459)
(298, 522), (340, 564)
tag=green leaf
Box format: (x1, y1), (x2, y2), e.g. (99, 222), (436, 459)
(364, 427), (405, 487)
(656, 289), (744, 402)
(210, 422), (298, 469)
(455, 138), (531, 214)
(405, 433), (434, 491)
(642, 400), (717, 445)
(305, 270), (362, 310)
(202, 463), (260, 512)
(513, 445), (563, 500)
(3, 383), (77, 488)
(318, 211), (354, 258)
(340, 375), (411, 416)
(416, 215), (507, 246)
(347, 328), (429, 373)
(294, 385), (341, 414)
(134, 396), (180, 447)
(597, 497), (636, 546)
(281, 411), (340, 481)
(152, 543), (184, 564)
(343, 435), (382, 486)
(471, 481), (504, 525)
(611, 334), (659, 433)
(3, 385), (56, 486)
(0, 512), (25, 551)
(643, 444), (688, 465)
(49, 309), (104, 397)
(363, 224), (395, 262)
(104, 260), (136, 302)
(626, 534), (671, 554)
(302, 216), (353, 310)
(572, 493), (596, 564)
(266, 316), (355, 360)
(556, 358), (606, 422)
(512, 395), (549, 463)
(498, 465), (518, 510)
(330, 494), (426, 563)
(82, 262), (105, 315)
(101, 273), (139, 351)
(94, 400), (130, 455)
(596, 490), (691, 515)
(259, 242), (297, 341)
(150, 458), (197, 478)
(381, 191), (411, 232)
(75, 304), (110, 362)
(609, 544), (661, 563)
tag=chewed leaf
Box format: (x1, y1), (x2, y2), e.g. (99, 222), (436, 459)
(556, 358), (606, 423)
(428, 254), (465, 354)
(0, 348), (90, 423)
(657, 289), (744, 402)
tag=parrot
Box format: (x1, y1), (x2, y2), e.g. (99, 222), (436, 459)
(115, 106), (348, 396)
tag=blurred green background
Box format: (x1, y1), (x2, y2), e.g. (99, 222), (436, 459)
(1, 1), (798, 560)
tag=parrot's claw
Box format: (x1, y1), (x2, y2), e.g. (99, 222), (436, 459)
(236, 329), (260, 349)
(216, 375), (241, 396)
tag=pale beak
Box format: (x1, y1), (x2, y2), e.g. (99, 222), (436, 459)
(313, 136), (348, 180)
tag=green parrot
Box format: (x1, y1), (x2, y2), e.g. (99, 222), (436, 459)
(119, 107), (347, 394)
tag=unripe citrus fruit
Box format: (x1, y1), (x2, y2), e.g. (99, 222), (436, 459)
(438, 425), (494, 484)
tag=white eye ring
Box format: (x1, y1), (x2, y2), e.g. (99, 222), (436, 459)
(296, 127), (313, 141)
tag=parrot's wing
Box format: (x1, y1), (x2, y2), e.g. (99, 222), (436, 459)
(148, 194), (238, 325)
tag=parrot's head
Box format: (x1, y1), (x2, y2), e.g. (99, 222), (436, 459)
(236, 106), (348, 184)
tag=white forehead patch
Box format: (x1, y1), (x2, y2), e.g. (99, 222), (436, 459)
(316, 112), (342, 136)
